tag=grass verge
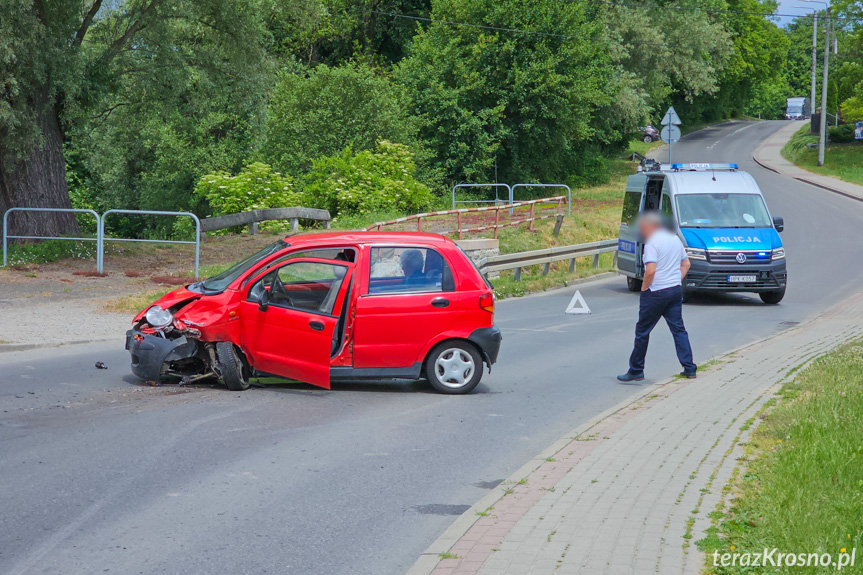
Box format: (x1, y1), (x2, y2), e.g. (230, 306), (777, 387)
(105, 287), (174, 314)
(697, 340), (863, 573)
(782, 125), (863, 187)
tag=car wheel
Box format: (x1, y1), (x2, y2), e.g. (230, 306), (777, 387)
(216, 342), (250, 391)
(643, 135), (653, 143)
(627, 277), (643, 292)
(759, 288), (786, 305)
(425, 342), (483, 395)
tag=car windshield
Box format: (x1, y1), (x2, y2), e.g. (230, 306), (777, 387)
(788, 106), (803, 113)
(194, 240), (288, 293)
(676, 193), (772, 228)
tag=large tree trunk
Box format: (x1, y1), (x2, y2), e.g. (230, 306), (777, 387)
(0, 95), (79, 240)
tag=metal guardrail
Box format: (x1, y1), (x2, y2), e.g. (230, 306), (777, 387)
(451, 183), (512, 209)
(511, 184), (572, 216)
(479, 239), (618, 281)
(99, 210), (201, 278)
(366, 196), (566, 239)
(200, 207), (331, 233)
(3, 207), (101, 268)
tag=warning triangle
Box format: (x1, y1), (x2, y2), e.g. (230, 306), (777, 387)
(565, 290), (591, 315)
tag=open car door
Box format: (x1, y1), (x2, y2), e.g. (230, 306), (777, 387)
(240, 257), (354, 388)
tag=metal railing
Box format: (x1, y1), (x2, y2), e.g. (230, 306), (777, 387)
(99, 210), (201, 278)
(365, 196), (567, 239)
(451, 183), (512, 209)
(3, 207), (100, 268)
(511, 184), (572, 216)
(479, 239), (618, 281)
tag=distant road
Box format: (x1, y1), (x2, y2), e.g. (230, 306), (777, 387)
(2, 120), (863, 575)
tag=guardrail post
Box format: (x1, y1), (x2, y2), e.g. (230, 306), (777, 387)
(290, 218), (299, 233)
(592, 254), (600, 269)
(569, 258), (576, 273)
(613, 251), (618, 268)
(553, 214), (564, 237)
(513, 267), (522, 281)
(249, 222), (258, 235)
(542, 263), (550, 276)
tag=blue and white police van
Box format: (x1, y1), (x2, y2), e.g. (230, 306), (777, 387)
(618, 162), (787, 304)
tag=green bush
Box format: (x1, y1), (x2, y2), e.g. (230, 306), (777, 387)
(264, 63), (417, 176)
(828, 124), (855, 144)
(304, 141), (434, 217)
(193, 162), (304, 216)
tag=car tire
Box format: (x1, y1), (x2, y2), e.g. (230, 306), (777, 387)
(643, 135), (653, 143)
(216, 342), (250, 391)
(759, 288), (786, 305)
(627, 277), (643, 292)
(425, 341), (483, 395)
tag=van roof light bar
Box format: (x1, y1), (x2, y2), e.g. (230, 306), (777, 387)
(669, 163), (738, 171)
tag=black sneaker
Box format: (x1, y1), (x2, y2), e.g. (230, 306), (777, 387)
(617, 372), (645, 382)
(679, 372), (697, 379)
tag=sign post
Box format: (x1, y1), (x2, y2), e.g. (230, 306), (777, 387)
(660, 106), (682, 163)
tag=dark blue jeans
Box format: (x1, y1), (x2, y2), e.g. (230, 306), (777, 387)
(628, 285), (696, 375)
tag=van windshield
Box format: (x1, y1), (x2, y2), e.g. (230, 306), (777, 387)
(192, 240), (288, 293)
(787, 106), (803, 113)
(675, 193), (772, 228)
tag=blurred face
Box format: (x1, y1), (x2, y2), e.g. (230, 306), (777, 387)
(400, 250), (423, 276)
(639, 217), (661, 239)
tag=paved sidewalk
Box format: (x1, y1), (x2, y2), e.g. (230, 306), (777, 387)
(753, 121), (863, 202)
(407, 291), (863, 575)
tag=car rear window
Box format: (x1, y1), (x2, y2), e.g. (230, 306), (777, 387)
(368, 247), (455, 294)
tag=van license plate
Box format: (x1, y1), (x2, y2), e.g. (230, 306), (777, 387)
(727, 275), (757, 283)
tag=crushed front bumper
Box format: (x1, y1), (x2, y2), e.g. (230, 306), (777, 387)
(684, 259), (787, 293)
(125, 330), (198, 381)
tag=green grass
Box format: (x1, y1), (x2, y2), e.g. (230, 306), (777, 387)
(697, 341), (863, 574)
(2, 238), (99, 268)
(104, 287), (174, 314)
(782, 125), (863, 187)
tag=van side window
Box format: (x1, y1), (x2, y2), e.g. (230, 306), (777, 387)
(368, 247), (454, 294)
(660, 194), (673, 217)
(622, 191), (641, 226)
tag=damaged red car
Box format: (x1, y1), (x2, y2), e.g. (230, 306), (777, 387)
(126, 232), (502, 394)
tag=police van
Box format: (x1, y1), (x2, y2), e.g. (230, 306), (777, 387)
(618, 162), (787, 304)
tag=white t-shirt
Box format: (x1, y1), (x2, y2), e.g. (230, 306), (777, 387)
(643, 229), (688, 291)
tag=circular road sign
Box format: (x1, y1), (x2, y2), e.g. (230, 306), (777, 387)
(661, 124), (681, 144)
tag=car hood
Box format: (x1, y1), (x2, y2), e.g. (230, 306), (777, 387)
(132, 286), (201, 322)
(681, 228), (781, 251)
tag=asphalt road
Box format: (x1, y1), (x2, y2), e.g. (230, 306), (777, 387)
(2, 121), (863, 575)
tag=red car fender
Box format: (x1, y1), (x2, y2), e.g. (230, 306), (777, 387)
(414, 328), (482, 366)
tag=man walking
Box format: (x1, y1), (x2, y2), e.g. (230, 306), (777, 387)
(618, 211), (697, 382)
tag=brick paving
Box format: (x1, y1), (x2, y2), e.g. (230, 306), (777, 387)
(409, 292), (863, 575)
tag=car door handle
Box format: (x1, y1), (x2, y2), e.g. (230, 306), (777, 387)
(431, 298), (450, 308)
(309, 321), (325, 331)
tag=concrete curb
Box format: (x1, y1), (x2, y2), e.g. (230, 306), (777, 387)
(404, 300), (840, 575)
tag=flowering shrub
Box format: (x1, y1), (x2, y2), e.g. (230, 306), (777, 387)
(193, 162), (304, 216)
(304, 141), (434, 217)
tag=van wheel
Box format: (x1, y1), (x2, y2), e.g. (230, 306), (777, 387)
(426, 342), (483, 395)
(760, 288), (786, 305)
(627, 277), (643, 292)
(216, 342), (250, 391)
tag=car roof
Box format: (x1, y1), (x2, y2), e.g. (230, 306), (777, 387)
(283, 230), (453, 246)
(661, 170), (762, 196)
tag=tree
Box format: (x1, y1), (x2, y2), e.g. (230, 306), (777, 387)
(263, 62), (418, 176)
(0, 0), (266, 237)
(396, 0), (627, 186)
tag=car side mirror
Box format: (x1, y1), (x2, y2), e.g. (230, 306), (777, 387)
(258, 288), (269, 312)
(773, 216), (784, 233)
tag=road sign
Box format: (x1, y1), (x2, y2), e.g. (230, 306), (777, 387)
(661, 124), (681, 145)
(855, 121), (863, 140)
(661, 106), (682, 126)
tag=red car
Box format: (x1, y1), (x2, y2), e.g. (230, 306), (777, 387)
(126, 232), (502, 394)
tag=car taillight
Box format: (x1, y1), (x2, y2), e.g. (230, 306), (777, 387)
(479, 293), (494, 313)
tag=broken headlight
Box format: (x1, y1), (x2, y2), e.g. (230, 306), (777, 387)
(145, 305), (174, 329)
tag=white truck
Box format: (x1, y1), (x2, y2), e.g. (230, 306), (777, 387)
(785, 97), (810, 120)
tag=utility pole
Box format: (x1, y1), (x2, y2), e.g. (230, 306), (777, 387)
(810, 14), (817, 116)
(818, 8), (830, 166)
